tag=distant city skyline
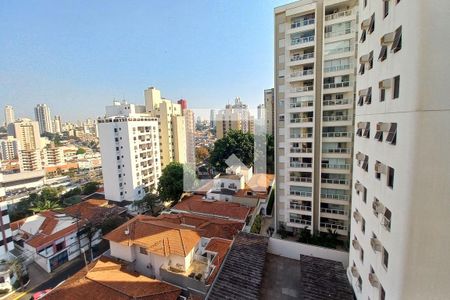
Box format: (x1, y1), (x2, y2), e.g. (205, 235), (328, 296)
(0, 0), (291, 123)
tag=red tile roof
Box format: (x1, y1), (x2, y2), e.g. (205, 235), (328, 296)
(205, 238), (233, 284)
(172, 194), (251, 222)
(45, 256), (181, 300)
(104, 215), (201, 257)
(62, 199), (125, 223)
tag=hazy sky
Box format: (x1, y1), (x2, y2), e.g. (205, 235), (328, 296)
(0, 0), (291, 123)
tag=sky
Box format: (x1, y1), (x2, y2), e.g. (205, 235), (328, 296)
(0, 0), (291, 123)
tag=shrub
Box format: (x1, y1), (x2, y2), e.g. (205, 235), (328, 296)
(250, 215), (262, 234)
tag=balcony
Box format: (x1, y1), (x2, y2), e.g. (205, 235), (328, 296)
(291, 18), (315, 29)
(323, 98), (351, 107)
(290, 86), (314, 93)
(324, 10), (353, 22)
(290, 132), (313, 139)
(290, 176), (312, 183)
(290, 52), (314, 62)
(289, 69), (314, 80)
(321, 178), (350, 185)
(320, 207), (348, 216)
(290, 117), (313, 123)
(290, 203), (312, 212)
(322, 148), (351, 154)
(322, 131), (352, 138)
(291, 36), (315, 46)
(289, 162), (312, 168)
(324, 28), (352, 39)
(321, 193), (349, 201)
(321, 163), (351, 170)
(290, 148), (312, 154)
(320, 222), (348, 231)
(324, 46), (353, 56)
(289, 216), (312, 226)
(324, 64), (353, 73)
(289, 190), (312, 197)
(323, 81), (352, 90)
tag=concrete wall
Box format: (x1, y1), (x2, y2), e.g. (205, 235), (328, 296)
(267, 237), (349, 267)
(109, 241), (135, 262)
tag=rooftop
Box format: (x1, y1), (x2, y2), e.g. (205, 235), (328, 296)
(172, 194), (251, 222)
(104, 215), (201, 257)
(44, 256), (181, 300)
(62, 199), (126, 222)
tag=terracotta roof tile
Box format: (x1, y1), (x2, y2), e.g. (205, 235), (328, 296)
(205, 238), (232, 284)
(62, 199), (125, 222)
(45, 256), (181, 300)
(172, 194), (251, 221)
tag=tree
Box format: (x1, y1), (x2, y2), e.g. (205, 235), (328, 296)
(209, 130), (254, 172)
(40, 187), (59, 202)
(82, 182), (99, 195)
(76, 148), (86, 155)
(101, 215), (127, 235)
(8, 257), (28, 291)
(158, 162), (184, 204)
(134, 193), (160, 215)
(195, 146), (209, 164)
(30, 199), (61, 213)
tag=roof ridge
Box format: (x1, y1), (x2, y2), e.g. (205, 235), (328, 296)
(178, 229), (187, 256)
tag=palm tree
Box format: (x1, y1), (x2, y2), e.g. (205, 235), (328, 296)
(30, 199), (61, 213)
(8, 257), (27, 291)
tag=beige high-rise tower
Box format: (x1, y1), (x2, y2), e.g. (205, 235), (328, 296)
(275, 0), (357, 241)
(4, 105), (15, 126)
(8, 118), (43, 171)
(216, 97), (255, 139)
(144, 87), (187, 168)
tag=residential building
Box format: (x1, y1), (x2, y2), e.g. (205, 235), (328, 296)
(264, 88), (275, 135)
(0, 136), (19, 161)
(178, 99), (196, 165)
(257, 103), (265, 120)
(44, 256), (182, 300)
(4, 105), (14, 127)
(0, 201), (14, 259)
(8, 118), (43, 171)
(348, 1), (450, 299)
(274, 0), (357, 240)
(210, 109), (216, 129)
(42, 143), (64, 166)
(53, 115), (62, 133)
(144, 87), (187, 168)
(98, 101), (161, 202)
(34, 104), (53, 134)
(216, 97), (255, 139)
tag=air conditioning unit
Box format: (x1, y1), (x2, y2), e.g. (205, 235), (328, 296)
(374, 162), (386, 174)
(353, 211), (362, 222)
(368, 273), (380, 288)
(352, 239), (361, 250)
(370, 238), (382, 252)
(351, 266), (359, 278)
(372, 200), (385, 214)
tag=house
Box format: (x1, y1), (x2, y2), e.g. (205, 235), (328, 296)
(104, 215), (232, 295)
(44, 256), (181, 300)
(11, 199), (125, 273)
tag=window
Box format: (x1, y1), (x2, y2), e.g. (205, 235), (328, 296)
(374, 125), (383, 141)
(387, 167), (395, 188)
(115, 138), (119, 142)
(361, 218), (366, 234)
(364, 0), (367, 7)
(368, 13), (375, 33)
(368, 51), (374, 69)
(360, 247), (364, 263)
(116, 156), (120, 160)
(384, 0), (389, 18)
(363, 122), (370, 138)
(375, 162), (381, 179)
(358, 95), (364, 106)
(140, 247), (148, 255)
(380, 88), (386, 101)
(393, 76), (400, 99)
(386, 123), (397, 144)
(365, 87), (372, 105)
(114, 128), (118, 132)
(380, 285), (386, 300)
(378, 45), (387, 61)
(279, 115), (285, 122)
(383, 208), (392, 231)
(362, 156), (369, 171)
(362, 187), (367, 203)
(392, 26), (402, 52)
(359, 63), (365, 75)
(360, 29), (366, 43)
(383, 248), (389, 269)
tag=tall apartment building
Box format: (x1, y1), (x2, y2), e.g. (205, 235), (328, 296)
(0, 136), (19, 161)
(178, 100), (196, 165)
(98, 101), (161, 202)
(210, 109), (216, 129)
(54, 115), (62, 134)
(144, 87), (187, 168)
(8, 119), (43, 172)
(264, 88), (275, 136)
(34, 104), (53, 134)
(274, 0), (357, 240)
(4, 105), (15, 127)
(348, 1), (450, 299)
(216, 97), (255, 139)
(0, 182), (14, 258)
(43, 143), (64, 166)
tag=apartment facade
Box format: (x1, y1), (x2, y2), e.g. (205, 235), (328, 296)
(53, 115), (62, 134)
(348, 1), (450, 299)
(34, 104), (53, 134)
(4, 105), (14, 127)
(264, 88), (275, 136)
(8, 119), (43, 172)
(275, 0), (357, 240)
(145, 87), (187, 168)
(0, 136), (19, 161)
(178, 100), (196, 165)
(216, 97), (255, 139)
(98, 101), (161, 202)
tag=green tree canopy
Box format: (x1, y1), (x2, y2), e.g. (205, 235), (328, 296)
(30, 199), (62, 213)
(209, 130), (254, 172)
(82, 182), (100, 195)
(76, 148), (86, 155)
(134, 193), (160, 215)
(158, 162), (184, 204)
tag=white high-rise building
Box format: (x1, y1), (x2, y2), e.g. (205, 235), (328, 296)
(0, 179), (14, 258)
(216, 97), (255, 139)
(98, 101), (161, 202)
(34, 104), (53, 134)
(54, 115), (62, 133)
(0, 136), (19, 161)
(257, 104), (265, 120)
(4, 105), (15, 127)
(8, 119), (43, 172)
(274, 0), (357, 240)
(210, 109), (216, 129)
(348, 1), (450, 299)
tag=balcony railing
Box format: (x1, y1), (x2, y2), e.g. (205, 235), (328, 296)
(290, 190), (312, 197)
(324, 64), (353, 73)
(321, 178), (350, 185)
(325, 10), (353, 21)
(290, 86), (314, 93)
(290, 133), (313, 138)
(320, 207), (348, 215)
(290, 203), (312, 211)
(290, 217), (312, 225)
(322, 148), (351, 154)
(290, 148), (313, 153)
(320, 222), (348, 231)
(290, 69), (314, 78)
(321, 193), (349, 201)
(322, 115), (351, 122)
(323, 81), (351, 89)
(321, 163), (351, 170)
(290, 117), (313, 123)
(291, 52), (314, 62)
(324, 28), (352, 39)
(290, 100), (314, 108)
(325, 46), (352, 56)
(291, 18), (315, 29)
(289, 162), (313, 168)
(291, 36), (315, 46)
(322, 131), (352, 138)
(290, 176), (313, 183)
(323, 98), (350, 106)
